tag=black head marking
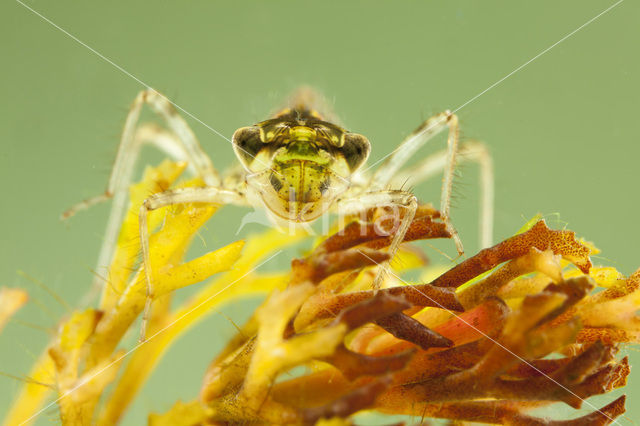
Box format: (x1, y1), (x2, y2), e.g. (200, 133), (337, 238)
(339, 133), (371, 171)
(232, 126), (264, 169)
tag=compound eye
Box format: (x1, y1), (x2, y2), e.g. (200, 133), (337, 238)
(232, 126), (264, 170)
(339, 132), (371, 172)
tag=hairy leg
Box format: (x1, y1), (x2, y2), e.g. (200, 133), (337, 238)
(335, 190), (418, 289)
(368, 112), (463, 255)
(390, 140), (494, 249)
(138, 186), (242, 340)
(64, 90), (220, 292)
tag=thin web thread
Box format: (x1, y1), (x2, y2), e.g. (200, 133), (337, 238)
(360, 0), (624, 176)
(13, 0), (627, 423)
(13, 0), (290, 179)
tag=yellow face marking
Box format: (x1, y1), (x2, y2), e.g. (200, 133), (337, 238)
(232, 107), (370, 222)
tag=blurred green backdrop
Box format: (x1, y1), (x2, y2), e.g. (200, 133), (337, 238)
(1, 1), (638, 424)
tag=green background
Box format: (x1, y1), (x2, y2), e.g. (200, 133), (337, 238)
(1, 1), (638, 424)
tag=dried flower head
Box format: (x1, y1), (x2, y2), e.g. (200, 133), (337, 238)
(3, 160), (638, 425)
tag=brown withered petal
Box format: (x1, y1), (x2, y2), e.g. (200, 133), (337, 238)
(380, 348), (624, 408)
(375, 312), (453, 350)
(568, 357), (630, 405)
(457, 247), (564, 310)
(305, 284), (462, 326)
(391, 339), (488, 384)
(302, 375), (391, 424)
(553, 341), (613, 386)
(317, 206), (445, 254)
(317, 220), (386, 254)
(372, 297), (509, 361)
(430, 220), (592, 288)
(324, 344), (415, 381)
(363, 215), (451, 250)
(376, 396), (626, 425)
(292, 248), (390, 284)
(542, 276), (595, 327)
(332, 292), (411, 330)
(506, 357), (574, 380)
(577, 327), (634, 345)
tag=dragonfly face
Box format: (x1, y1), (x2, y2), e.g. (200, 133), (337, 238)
(232, 107), (370, 222)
